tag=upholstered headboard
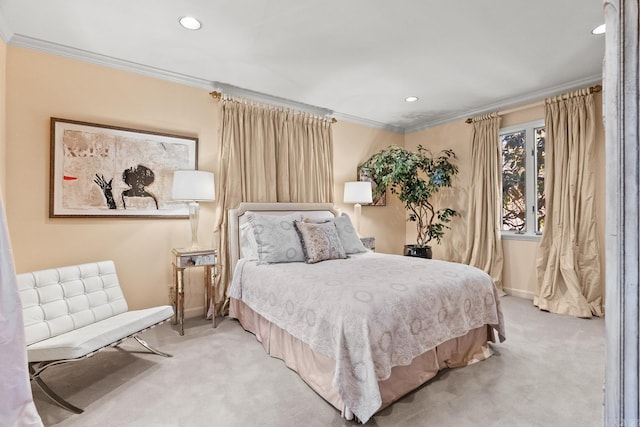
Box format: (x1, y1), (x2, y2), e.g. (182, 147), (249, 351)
(227, 202), (337, 276)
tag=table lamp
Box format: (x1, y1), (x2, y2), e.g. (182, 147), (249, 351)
(172, 170), (215, 249)
(343, 181), (372, 235)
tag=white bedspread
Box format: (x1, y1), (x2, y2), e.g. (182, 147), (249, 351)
(229, 251), (505, 423)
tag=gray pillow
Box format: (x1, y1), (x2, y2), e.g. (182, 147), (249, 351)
(332, 214), (368, 254)
(294, 220), (347, 264)
(247, 212), (304, 264)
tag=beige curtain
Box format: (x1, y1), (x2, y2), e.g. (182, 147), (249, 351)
(211, 96), (334, 315)
(534, 88), (603, 317)
(462, 113), (504, 292)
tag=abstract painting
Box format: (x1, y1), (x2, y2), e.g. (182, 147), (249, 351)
(50, 118), (197, 218)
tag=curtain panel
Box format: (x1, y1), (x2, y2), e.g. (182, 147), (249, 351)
(0, 193), (43, 427)
(210, 96), (334, 315)
(462, 113), (505, 293)
(534, 89), (603, 317)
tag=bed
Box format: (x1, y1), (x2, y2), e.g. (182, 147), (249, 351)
(227, 202), (505, 423)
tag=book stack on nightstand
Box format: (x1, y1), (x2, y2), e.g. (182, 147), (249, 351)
(360, 237), (375, 252)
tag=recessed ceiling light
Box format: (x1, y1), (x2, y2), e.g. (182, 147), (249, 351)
(179, 16), (201, 30)
(405, 96), (419, 103)
(592, 24), (605, 35)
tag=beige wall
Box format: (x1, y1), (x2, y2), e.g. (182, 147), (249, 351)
(0, 38), (6, 196)
(404, 93), (606, 299)
(332, 121), (405, 255)
(404, 121), (473, 262)
(6, 46), (218, 315)
(3, 46), (408, 316)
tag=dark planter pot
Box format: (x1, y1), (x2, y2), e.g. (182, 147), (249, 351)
(403, 244), (432, 259)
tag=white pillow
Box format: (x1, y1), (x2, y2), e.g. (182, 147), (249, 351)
(247, 212), (305, 264)
(239, 221), (258, 259)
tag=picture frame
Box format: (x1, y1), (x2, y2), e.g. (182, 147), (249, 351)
(50, 117), (198, 218)
(357, 165), (386, 206)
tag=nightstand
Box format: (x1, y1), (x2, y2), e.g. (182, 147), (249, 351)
(360, 237), (375, 251)
(172, 248), (218, 335)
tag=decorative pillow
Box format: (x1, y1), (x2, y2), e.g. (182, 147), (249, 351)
(332, 213), (368, 254)
(294, 220), (347, 264)
(246, 212), (305, 264)
(304, 213), (367, 254)
(239, 221), (258, 260)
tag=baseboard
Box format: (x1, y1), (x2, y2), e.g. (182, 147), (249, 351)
(184, 306), (206, 319)
(503, 287), (535, 300)
(168, 284), (207, 319)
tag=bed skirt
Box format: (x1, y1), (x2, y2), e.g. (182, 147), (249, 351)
(229, 297), (494, 419)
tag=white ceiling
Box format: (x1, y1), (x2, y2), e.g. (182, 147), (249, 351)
(0, 0), (605, 133)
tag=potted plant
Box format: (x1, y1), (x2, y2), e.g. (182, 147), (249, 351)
(359, 145), (459, 259)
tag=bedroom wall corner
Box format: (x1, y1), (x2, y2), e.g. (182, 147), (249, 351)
(5, 46), (219, 314)
(332, 121), (406, 255)
(403, 120), (473, 263)
(404, 93), (606, 301)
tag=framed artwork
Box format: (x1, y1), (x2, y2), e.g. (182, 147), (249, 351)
(357, 165), (386, 206)
(49, 118), (198, 218)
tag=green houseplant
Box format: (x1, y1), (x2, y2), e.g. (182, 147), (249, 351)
(359, 145), (459, 258)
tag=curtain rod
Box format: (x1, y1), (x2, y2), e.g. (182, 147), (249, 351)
(464, 84), (602, 124)
(209, 91), (338, 123)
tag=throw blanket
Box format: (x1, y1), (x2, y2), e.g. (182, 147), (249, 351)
(230, 252), (505, 422)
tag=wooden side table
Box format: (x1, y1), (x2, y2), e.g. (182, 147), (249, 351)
(360, 236), (375, 251)
(172, 248), (218, 336)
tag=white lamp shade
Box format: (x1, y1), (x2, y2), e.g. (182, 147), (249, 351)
(343, 181), (373, 204)
(172, 170), (215, 201)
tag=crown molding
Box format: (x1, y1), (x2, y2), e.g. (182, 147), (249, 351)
(3, 33), (406, 132)
(8, 34), (215, 90)
(404, 74), (603, 134)
(2, 33), (603, 136)
(212, 82), (334, 117)
(331, 112), (405, 134)
(7, 34), (342, 119)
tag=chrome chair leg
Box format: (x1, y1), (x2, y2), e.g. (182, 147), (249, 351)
(133, 335), (173, 358)
(29, 364), (84, 414)
(28, 321), (171, 414)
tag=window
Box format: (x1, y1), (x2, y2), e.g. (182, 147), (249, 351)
(500, 119), (545, 236)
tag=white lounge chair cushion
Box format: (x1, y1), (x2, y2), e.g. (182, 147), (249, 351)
(26, 305), (173, 362)
(18, 260), (129, 345)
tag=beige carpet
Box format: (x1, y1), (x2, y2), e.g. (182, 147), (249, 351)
(32, 296), (604, 427)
